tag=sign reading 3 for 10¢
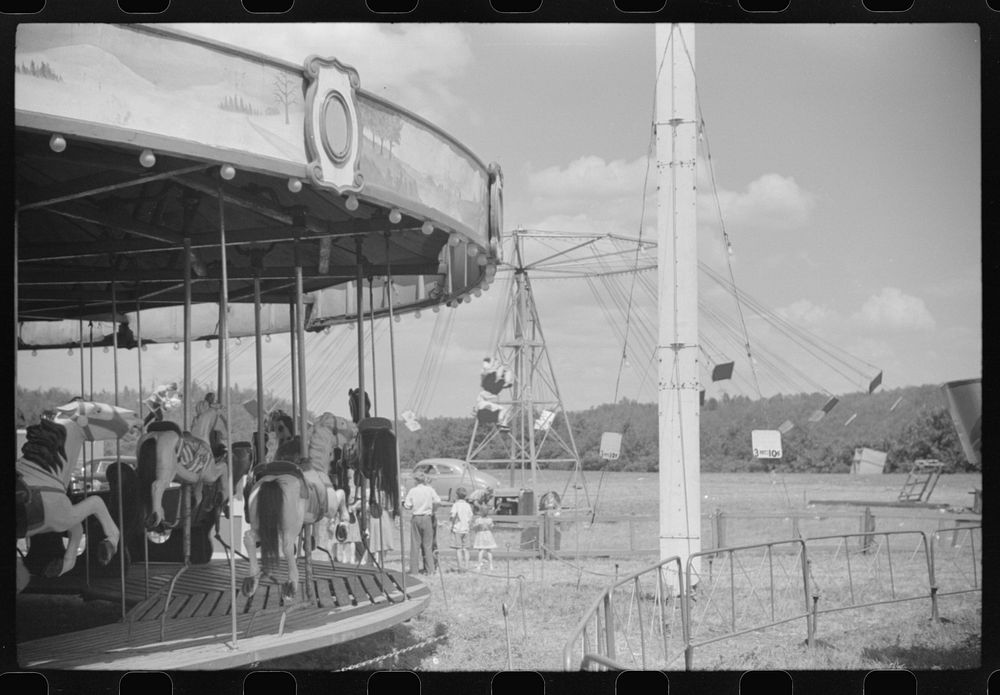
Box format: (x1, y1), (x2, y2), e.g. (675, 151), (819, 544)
(751, 430), (783, 459)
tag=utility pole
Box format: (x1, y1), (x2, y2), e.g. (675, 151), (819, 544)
(656, 24), (701, 577)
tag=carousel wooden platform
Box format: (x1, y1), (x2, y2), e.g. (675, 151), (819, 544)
(17, 558), (431, 670)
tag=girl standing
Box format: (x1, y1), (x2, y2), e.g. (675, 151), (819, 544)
(471, 505), (497, 571)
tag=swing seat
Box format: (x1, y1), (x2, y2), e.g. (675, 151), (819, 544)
(477, 408), (500, 426)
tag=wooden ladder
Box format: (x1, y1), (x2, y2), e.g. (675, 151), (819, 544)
(897, 459), (944, 502)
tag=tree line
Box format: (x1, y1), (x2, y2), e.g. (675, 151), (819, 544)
(16, 382), (972, 474)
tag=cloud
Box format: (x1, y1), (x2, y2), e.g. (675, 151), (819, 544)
(854, 287), (936, 331)
(775, 299), (838, 329)
(713, 173), (817, 233)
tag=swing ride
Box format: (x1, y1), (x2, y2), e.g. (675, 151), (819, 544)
(14, 23), (502, 668)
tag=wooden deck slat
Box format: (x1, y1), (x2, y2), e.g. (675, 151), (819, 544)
(330, 576), (353, 607)
(345, 575), (370, 604)
(316, 579), (334, 608)
(192, 591), (221, 618)
(176, 593), (207, 619)
(358, 574), (386, 603)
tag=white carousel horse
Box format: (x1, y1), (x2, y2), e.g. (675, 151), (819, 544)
(15, 400), (141, 584)
(241, 412), (353, 601)
(135, 395), (229, 531)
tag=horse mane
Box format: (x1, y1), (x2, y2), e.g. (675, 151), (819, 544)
(21, 419), (68, 476)
(137, 436), (159, 517)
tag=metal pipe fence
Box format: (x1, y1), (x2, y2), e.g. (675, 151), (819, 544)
(562, 527), (982, 671)
(561, 555), (684, 671)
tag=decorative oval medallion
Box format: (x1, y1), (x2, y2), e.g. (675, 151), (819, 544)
(320, 92), (352, 164)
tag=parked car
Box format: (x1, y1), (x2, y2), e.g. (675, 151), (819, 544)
(401, 458), (504, 502)
(70, 456), (136, 493)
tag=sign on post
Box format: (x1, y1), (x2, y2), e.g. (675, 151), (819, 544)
(599, 432), (622, 460)
(751, 429), (783, 459)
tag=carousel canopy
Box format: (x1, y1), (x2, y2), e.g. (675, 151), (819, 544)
(15, 23), (502, 342)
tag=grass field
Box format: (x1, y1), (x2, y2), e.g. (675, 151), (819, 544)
(16, 470), (983, 671)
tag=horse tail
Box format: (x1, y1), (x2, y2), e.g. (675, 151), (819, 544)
(137, 436), (158, 518)
(257, 479), (284, 573)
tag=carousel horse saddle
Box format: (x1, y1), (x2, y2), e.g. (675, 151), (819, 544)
(245, 461), (309, 501)
(358, 416), (393, 433)
(147, 420), (183, 436)
(16, 474), (41, 538)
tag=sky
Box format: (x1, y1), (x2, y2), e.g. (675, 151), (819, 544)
(16, 23), (982, 419)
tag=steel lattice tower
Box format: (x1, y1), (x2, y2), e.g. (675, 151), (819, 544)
(465, 230), (590, 507)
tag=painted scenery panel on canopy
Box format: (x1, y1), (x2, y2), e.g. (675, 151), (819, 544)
(357, 97), (490, 248)
(15, 24), (307, 173)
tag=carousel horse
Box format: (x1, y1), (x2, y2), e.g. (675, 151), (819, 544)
(241, 412), (353, 601)
(15, 400), (141, 586)
(136, 394), (229, 532)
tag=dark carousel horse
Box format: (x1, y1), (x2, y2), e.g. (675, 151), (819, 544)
(240, 411), (352, 601)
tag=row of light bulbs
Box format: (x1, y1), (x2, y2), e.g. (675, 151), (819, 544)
(44, 133), (497, 326)
(48, 133), (473, 243)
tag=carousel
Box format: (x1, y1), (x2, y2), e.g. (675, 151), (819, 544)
(14, 23), (502, 669)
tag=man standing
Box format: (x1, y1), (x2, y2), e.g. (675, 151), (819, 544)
(403, 471), (441, 574)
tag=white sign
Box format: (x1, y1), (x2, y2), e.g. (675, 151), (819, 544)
(751, 430), (783, 459)
(401, 410), (422, 432)
(599, 432), (622, 460)
(534, 409), (555, 431)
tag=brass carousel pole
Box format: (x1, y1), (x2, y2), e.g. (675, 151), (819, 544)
(218, 182), (238, 647)
(294, 244), (314, 600)
(79, 316), (91, 586)
(183, 234), (192, 569)
(253, 272), (265, 484)
(385, 235), (406, 597)
(110, 280), (126, 619)
(354, 239), (368, 570)
(135, 294), (149, 598)
(289, 301), (298, 437)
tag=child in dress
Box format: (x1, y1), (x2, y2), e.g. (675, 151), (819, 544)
(471, 504), (497, 571)
(449, 487), (474, 571)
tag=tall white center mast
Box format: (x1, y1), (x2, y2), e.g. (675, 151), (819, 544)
(656, 24), (701, 574)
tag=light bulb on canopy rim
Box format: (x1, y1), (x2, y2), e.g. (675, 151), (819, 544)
(421, 221), (434, 235)
(220, 164), (236, 180)
(448, 233), (461, 247)
(467, 244), (479, 258)
(389, 209), (402, 224)
(288, 178), (303, 193)
(67, 348), (73, 356)
(345, 195), (359, 211)
(103, 346), (109, 353)
(49, 134), (67, 152)
(139, 149), (156, 168)
(477, 253), (489, 266)
(432, 305), (440, 314)
(414, 310), (422, 319)
(394, 314), (401, 323)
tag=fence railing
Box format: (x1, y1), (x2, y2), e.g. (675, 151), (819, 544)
(561, 555), (684, 671)
(562, 526), (982, 670)
(478, 508), (981, 559)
